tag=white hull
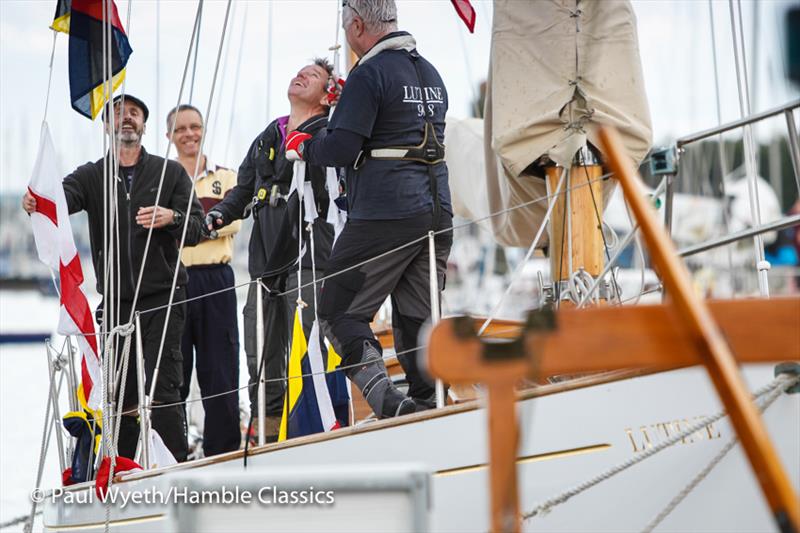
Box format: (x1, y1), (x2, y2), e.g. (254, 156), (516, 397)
(43, 363), (800, 532)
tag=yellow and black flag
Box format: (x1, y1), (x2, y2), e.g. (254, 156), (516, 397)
(51, 0), (71, 33)
(51, 0), (133, 120)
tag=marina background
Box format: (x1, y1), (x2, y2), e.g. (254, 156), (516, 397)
(1, 0), (799, 529)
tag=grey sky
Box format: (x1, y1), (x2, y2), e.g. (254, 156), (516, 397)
(1, 0), (797, 193)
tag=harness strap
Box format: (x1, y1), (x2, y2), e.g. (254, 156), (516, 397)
(366, 122), (445, 165)
(411, 53), (442, 230)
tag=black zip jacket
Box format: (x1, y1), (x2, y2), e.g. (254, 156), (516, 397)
(215, 114), (333, 280)
(63, 147), (204, 301)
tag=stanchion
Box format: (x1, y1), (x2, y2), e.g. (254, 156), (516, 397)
(45, 343), (66, 473)
(428, 231), (445, 408)
(134, 313), (150, 469)
(256, 280), (266, 446)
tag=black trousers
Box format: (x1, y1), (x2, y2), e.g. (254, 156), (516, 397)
(114, 289), (189, 463)
(318, 213), (452, 400)
(244, 269), (320, 418)
(180, 264), (241, 456)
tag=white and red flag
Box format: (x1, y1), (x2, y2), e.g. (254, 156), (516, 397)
(28, 122), (102, 411)
(450, 0), (476, 33)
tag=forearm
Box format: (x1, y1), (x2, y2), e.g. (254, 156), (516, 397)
(304, 128), (365, 168)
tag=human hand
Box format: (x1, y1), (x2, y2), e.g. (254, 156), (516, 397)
(285, 130), (312, 161)
(22, 191), (36, 214)
(326, 76), (345, 106)
(136, 205), (175, 228)
(203, 209), (225, 238)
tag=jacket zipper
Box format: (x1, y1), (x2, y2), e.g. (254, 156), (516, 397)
(122, 174), (136, 293)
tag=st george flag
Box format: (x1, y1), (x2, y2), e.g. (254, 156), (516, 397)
(51, 0), (133, 119)
(450, 0), (476, 33)
(28, 123), (102, 412)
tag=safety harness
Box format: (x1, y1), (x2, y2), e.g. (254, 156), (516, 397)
(353, 50), (445, 227)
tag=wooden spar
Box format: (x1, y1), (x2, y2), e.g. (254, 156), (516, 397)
(545, 164), (605, 282)
(428, 321), (527, 533)
(598, 126), (800, 532)
(425, 297), (799, 378)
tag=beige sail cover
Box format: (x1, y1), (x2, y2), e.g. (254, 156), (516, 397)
(449, 0), (652, 247)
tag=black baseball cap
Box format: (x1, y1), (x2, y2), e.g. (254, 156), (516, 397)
(109, 94), (150, 122)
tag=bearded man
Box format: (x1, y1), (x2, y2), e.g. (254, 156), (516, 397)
(23, 94), (204, 462)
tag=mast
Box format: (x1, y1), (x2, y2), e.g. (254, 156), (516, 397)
(544, 147), (609, 306)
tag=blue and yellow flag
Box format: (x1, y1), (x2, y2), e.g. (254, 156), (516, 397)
(279, 311), (349, 441)
(51, 0), (133, 120)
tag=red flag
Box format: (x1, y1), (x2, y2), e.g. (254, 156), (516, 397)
(95, 457), (142, 498)
(450, 0), (476, 33)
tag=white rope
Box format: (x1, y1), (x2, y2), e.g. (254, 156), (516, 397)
(522, 373), (798, 521)
(567, 268), (599, 306)
(308, 220), (320, 321)
(104, 332), (134, 533)
(296, 163), (306, 308)
(4, 511), (41, 531)
(111, 0), (134, 335)
(98, 10), (116, 530)
(642, 375), (799, 532)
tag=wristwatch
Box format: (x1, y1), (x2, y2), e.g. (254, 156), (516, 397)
(171, 209), (184, 227)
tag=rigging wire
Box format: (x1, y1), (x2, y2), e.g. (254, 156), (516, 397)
(223, 2), (249, 164)
(126, 2), (203, 322)
(265, 1), (274, 122)
(729, 0), (769, 297)
(206, 0), (237, 154)
(476, 167), (566, 336)
(42, 31), (58, 125)
(147, 0), (233, 403)
(581, 164), (624, 303)
(707, 0), (736, 297)
(111, 169), (620, 319)
(188, 0), (203, 105)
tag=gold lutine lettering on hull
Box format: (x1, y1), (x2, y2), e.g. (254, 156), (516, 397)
(625, 416), (722, 453)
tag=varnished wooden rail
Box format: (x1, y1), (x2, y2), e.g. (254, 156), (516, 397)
(599, 126), (799, 533)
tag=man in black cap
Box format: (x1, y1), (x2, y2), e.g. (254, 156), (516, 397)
(23, 94), (204, 462)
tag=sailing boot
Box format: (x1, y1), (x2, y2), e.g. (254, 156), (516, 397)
(347, 341), (416, 419)
(413, 392), (438, 412)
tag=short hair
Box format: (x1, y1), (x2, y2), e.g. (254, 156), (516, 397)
(343, 0), (397, 34)
(311, 57), (335, 109)
(313, 57), (334, 78)
(166, 104), (203, 131)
